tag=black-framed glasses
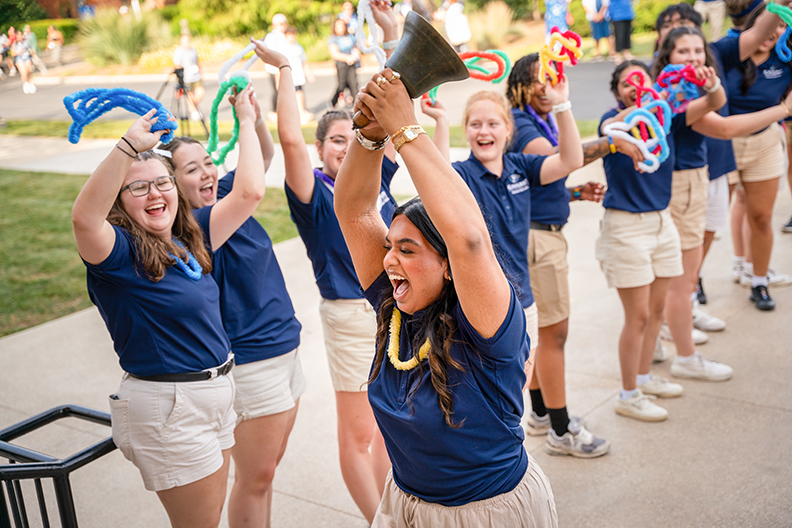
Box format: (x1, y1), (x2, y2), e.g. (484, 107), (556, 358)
(323, 135), (351, 148)
(121, 175), (176, 197)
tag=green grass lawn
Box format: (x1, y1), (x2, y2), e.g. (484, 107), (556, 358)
(0, 168), (297, 337)
(0, 119), (599, 146)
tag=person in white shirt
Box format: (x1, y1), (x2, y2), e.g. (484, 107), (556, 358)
(264, 13), (291, 121)
(172, 33), (205, 121)
(285, 25), (315, 124)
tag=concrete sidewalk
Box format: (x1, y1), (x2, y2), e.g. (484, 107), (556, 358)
(1, 135), (792, 527)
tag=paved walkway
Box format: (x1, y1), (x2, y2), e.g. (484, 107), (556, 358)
(1, 135), (792, 527)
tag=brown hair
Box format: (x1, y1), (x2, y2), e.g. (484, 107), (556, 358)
(107, 150), (212, 281)
(461, 91), (515, 147)
(315, 109), (353, 141)
(369, 198), (465, 428)
(651, 26), (715, 80)
(157, 135), (201, 174)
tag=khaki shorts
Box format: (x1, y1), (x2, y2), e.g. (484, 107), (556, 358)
(524, 303), (539, 352)
(232, 348), (307, 423)
(528, 230), (571, 328)
(319, 297), (377, 392)
(669, 166), (709, 250)
(596, 208), (683, 289)
(730, 122), (785, 184)
(372, 456), (558, 528)
(109, 372), (236, 492)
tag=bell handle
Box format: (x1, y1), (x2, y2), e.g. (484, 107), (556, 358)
(352, 110), (371, 130)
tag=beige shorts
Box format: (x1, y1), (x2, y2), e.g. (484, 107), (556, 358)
(524, 302), (539, 352)
(232, 348), (307, 423)
(730, 122), (785, 184)
(109, 373), (236, 492)
(596, 208), (683, 289)
(319, 297), (377, 392)
(372, 455), (558, 528)
(669, 166), (709, 250)
(528, 229), (571, 328)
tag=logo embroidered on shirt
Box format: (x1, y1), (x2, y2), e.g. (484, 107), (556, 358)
(506, 174), (530, 194)
(763, 66), (784, 80)
(376, 190), (390, 211)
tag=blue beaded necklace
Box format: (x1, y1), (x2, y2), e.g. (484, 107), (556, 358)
(170, 240), (202, 281)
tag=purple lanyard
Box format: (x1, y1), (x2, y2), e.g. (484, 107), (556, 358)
(314, 168), (335, 188)
(524, 105), (558, 147)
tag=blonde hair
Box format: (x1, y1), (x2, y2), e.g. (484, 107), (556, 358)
(461, 91), (515, 147)
(107, 151), (212, 282)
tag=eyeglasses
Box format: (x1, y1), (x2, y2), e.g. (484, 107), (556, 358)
(322, 135), (351, 148)
(121, 175), (176, 197)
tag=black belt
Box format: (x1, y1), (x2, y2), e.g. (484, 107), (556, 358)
(129, 354), (234, 383)
(530, 222), (564, 232)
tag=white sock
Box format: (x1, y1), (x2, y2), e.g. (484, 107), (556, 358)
(676, 352), (699, 363)
(690, 292), (698, 304)
(620, 388), (639, 400)
(732, 255), (745, 267)
(636, 373), (652, 385)
(745, 262), (754, 275)
(752, 274), (768, 288)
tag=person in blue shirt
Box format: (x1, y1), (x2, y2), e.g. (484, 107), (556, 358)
(328, 17), (361, 108)
(72, 112), (236, 528)
(279, 5), (444, 522)
(608, 0), (635, 64)
(712, 2), (792, 309)
(334, 66), (558, 527)
(504, 52), (650, 457)
(162, 46), (304, 528)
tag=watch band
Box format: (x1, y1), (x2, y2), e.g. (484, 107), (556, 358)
(355, 129), (390, 151)
(391, 125), (426, 153)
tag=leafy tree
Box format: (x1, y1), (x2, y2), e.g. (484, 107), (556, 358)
(0, 0), (48, 29)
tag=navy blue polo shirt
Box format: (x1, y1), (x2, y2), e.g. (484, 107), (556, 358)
(706, 36), (739, 180)
(85, 225), (230, 376)
(452, 153), (547, 308)
(714, 38), (792, 116)
(508, 107), (570, 226)
(672, 110), (707, 171)
(192, 171), (302, 365)
(599, 108), (676, 212)
(363, 272), (529, 506)
(285, 157), (399, 300)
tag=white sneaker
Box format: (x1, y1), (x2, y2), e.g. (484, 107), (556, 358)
(545, 418), (610, 458)
(659, 323), (709, 345)
(638, 374), (684, 398)
(523, 411), (550, 436)
(671, 353), (733, 382)
(27, 83), (36, 94)
(190, 110), (201, 121)
(615, 390), (668, 422)
(739, 268), (792, 287)
(22, 82), (29, 94)
(732, 262), (744, 283)
(653, 337), (669, 363)
(692, 300), (726, 332)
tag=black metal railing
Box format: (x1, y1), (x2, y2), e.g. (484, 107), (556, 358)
(0, 405), (116, 528)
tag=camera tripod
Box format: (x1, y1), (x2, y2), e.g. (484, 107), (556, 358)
(155, 68), (209, 138)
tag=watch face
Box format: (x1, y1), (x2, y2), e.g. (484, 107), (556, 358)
(405, 129), (417, 140)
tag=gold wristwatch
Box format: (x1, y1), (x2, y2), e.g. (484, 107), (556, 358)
(391, 125), (426, 153)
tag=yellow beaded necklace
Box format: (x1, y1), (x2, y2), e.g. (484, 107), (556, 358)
(387, 308), (431, 371)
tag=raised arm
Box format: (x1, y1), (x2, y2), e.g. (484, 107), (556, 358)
(252, 38), (315, 204)
(684, 66), (726, 125)
(537, 77), (584, 184)
(737, 0), (792, 61)
(249, 90), (276, 172)
(72, 110), (167, 264)
(207, 83), (266, 250)
(420, 98), (451, 162)
(522, 131), (644, 171)
(692, 90), (792, 139)
(355, 69), (511, 338)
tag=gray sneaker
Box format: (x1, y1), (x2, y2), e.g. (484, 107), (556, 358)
(523, 411), (550, 436)
(545, 418), (610, 458)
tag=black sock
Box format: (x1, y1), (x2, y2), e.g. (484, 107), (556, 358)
(529, 389), (547, 416)
(548, 407), (570, 437)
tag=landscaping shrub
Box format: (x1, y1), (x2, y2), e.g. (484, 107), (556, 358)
(78, 8), (172, 66)
(26, 19), (80, 44)
(469, 1), (522, 50)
